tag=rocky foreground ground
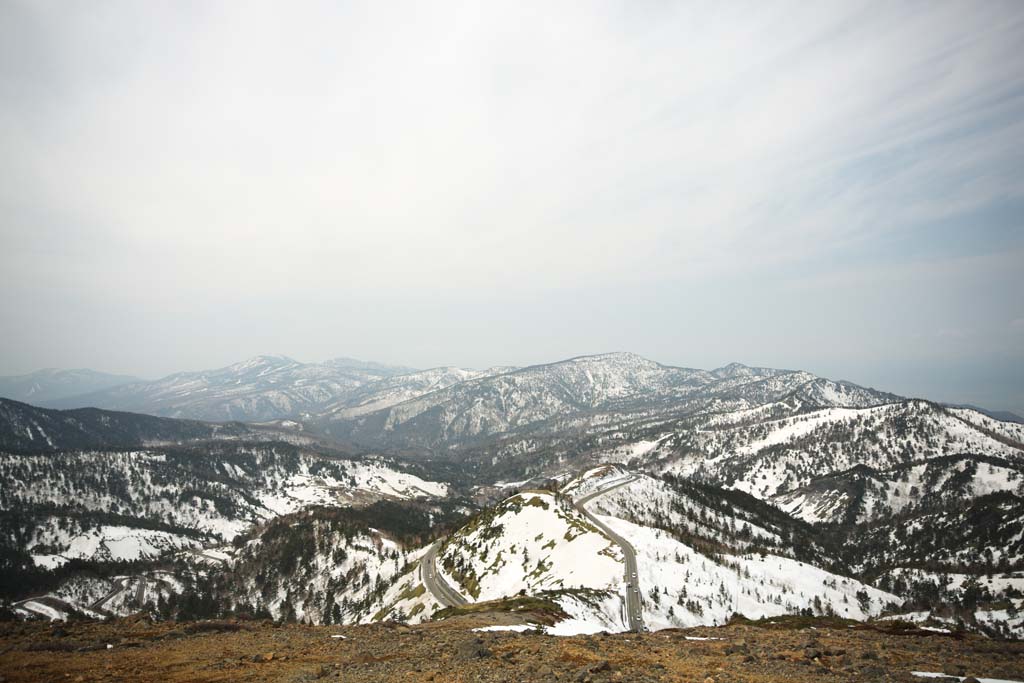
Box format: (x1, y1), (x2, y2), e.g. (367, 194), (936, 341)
(0, 615), (1021, 683)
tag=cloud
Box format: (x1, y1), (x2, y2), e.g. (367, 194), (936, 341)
(3, 1), (1023, 295)
(0, 0), (1022, 416)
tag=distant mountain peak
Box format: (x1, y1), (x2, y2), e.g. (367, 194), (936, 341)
(552, 351), (659, 367)
(711, 361), (766, 379)
(231, 354), (300, 368)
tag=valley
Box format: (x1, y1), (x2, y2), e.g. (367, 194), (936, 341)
(7, 2), (1022, 679)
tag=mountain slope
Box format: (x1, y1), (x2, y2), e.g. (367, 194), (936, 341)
(0, 368), (143, 404)
(0, 398), (251, 453)
(437, 490), (623, 601)
(44, 355), (413, 422)
(565, 470), (897, 628)
(772, 454), (1024, 525)
(657, 401), (1024, 498)
(839, 491), (1024, 578)
(213, 501), (465, 624)
(321, 366), (511, 420)
(0, 441), (451, 574)
(323, 353), (898, 455)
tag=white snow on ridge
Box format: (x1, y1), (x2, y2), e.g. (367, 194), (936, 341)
(31, 526), (202, 566)
(882, 569), (1024, 596)
(439, 491), (623, 603)
(256, 462), (449, 516)
(732, 408), (867, 456)
(16, 600), (65, 621)
(348, 460), (449, 498)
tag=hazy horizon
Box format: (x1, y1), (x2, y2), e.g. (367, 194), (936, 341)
(2, 1), (1022, 414)
(2, 348), (1021, 417)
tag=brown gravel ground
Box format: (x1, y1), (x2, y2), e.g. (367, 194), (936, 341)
(0, 614), (1021, 683)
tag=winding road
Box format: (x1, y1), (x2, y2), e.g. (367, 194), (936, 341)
(91, 578), (130, 611)
(419, 474), (645, 632)
(420, 541), (468, 608)
(573, 476), (645, 633)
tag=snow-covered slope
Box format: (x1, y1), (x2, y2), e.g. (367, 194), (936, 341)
(437, 491), (623, 601)
(425, 475), (900, 634)
(11, 496), (470, 624)
(585, 474), (793, 557)
(0, 443), (449, 567)
(223, 508), (418, 624)
(660, 401), (1024, 498)
(877, 570), (1024, 639)
(576, 473), (898, 628)
(842, 490), (1024, 574)
(598, 515), (896, 629)
(773, 455), (1024, 525)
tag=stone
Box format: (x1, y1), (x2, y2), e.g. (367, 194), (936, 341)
(456, 639), (492, 660)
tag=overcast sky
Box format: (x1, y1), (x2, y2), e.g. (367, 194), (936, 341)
(2, 0), (1023, 412)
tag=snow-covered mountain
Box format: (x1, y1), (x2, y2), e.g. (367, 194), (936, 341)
(0, 368), (143, 405)
(23, 352), (903, 455)
(43, 355), (415, 422)
(5, 351), (1023, 638)
(322, 353), (898, 454)
(381, 473), (900, 632)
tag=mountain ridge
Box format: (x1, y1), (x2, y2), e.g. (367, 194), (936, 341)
(0, 368), (144, 404)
